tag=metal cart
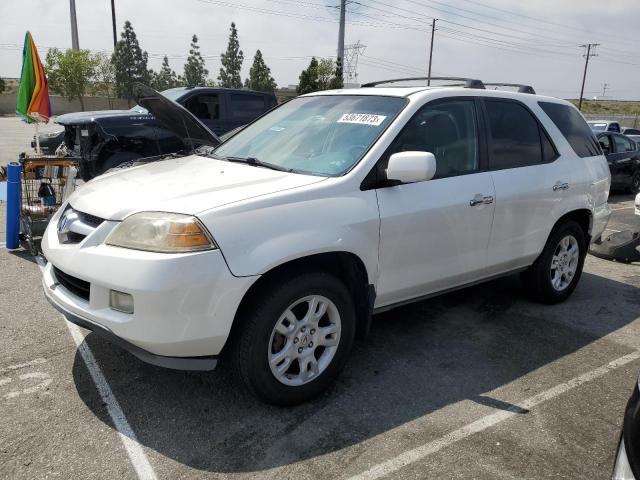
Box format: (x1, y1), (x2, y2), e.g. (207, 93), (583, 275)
(19, 156), (76, 255)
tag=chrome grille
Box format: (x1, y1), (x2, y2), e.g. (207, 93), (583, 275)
(57, 207), (104, 244)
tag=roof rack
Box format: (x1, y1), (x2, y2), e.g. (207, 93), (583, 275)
(484, 83), (536, 94)
(361, 77), (486, 89)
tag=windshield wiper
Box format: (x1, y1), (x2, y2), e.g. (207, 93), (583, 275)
(224, 156), (294, 173)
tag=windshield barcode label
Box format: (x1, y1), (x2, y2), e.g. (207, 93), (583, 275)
(337, 113), (386, 126)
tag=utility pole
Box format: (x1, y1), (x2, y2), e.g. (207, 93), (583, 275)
(110, 0), (118, 48)
(578, 43), (599, 111)
(601, 82), (609, 98)
(69, 0), (80, 50)
(337, 0), (346, 78)
(427, 18), (437, 86)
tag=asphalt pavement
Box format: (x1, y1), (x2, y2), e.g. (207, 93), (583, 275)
(0, 115), (639, 480)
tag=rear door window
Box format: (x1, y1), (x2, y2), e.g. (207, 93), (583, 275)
(484, 100), (547, 169)
(613, 134), (635, 152)
(229, 94), (267, 121)
(538, 102), (601, 158)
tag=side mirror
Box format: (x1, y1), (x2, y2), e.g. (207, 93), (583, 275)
(386, 151), (437, 184)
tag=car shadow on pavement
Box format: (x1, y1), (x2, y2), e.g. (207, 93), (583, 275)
(71, 270), (639, 474)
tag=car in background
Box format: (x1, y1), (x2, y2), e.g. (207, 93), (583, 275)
(635, 192), (640, 216)
(621, 127), (640, 145)
(31, 129), (65, 154)
(55, 87), (277, 180)
(595, 132), (640, 193)
(589, 120), (621, 133)
(612, 374), (639, 480)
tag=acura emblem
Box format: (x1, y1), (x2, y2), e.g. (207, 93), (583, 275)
(57, 210), (78, 236)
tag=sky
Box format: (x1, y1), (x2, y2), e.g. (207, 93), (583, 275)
(0, 0), (639, 100)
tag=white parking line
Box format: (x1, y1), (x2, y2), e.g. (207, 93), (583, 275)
(610, 205), (634, 211)
(0, 357), (47, 374)
(36, 257), (157, 480)
(347, 350), (640, 480)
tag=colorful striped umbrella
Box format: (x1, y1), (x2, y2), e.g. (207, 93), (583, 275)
(16, 31), (51, 123)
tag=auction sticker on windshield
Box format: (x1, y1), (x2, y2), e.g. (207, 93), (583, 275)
(337, 113), (387, 126)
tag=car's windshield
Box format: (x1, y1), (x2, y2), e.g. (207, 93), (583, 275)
(130, 88), (186, 113)
(212, 95), (406, 176)
(588, 122), (607, 131)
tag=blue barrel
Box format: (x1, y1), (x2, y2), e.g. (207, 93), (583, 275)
(5, 162), (21, 249)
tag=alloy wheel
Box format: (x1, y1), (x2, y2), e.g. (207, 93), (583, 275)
(550, 235), (580, 291)
(268, 295), (341, 386)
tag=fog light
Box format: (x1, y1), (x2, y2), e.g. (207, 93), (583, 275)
(109, 290), (134, 314)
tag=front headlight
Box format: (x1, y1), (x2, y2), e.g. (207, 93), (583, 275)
(106, 212), (217, 253)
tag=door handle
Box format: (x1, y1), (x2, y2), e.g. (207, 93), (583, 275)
(470, 194), (494, 206)
(553, 182), (569, 191)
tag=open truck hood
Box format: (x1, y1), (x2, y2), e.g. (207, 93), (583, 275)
(133, 83), (220, 148)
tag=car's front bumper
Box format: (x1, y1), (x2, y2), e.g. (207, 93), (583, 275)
(41, 216), (258, 366)
(44, 289), (219, 370)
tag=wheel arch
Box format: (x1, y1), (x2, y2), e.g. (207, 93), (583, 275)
(552, 208), (593, 242)
(224, 251), (374, 355)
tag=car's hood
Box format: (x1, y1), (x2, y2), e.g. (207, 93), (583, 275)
(68, 154), (326, 220)
(55, 109), (148, 126)
(133, 83), (220, 148)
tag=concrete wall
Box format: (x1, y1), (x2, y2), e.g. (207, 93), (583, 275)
(0, 93), (130, 116)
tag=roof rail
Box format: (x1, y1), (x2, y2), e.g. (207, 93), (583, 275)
(361, 77), (485, 89)
(484, 83), (536, 94)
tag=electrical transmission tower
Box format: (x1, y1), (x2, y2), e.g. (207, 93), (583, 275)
(343, 41), (366, 84)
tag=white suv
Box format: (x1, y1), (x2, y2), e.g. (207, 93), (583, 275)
(42, 79), (611, 405)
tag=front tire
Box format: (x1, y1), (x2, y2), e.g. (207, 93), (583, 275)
(522, 220), (587, 304)
(232, 272), (356, 406)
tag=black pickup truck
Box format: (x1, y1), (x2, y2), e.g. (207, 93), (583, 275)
(52, 87), (276, 179)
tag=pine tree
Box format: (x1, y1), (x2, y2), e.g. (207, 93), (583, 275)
(245, 50), (276, 92)
(152, 56), (181, 91)
(297, 57), (343, 94)
(297, 57), (319, 95)
(329, 58), (344, 89)
(111, 21), (151, 104)
(183, 35), (208, 87)
(218, 22), (244, 88)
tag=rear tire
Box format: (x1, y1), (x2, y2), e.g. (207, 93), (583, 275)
(522, 220), (587, 304)
(232, 272), (356, 406)
(630, 172), (640, 194)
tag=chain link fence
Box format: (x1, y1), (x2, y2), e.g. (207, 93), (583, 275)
(583, 114), (640, 128)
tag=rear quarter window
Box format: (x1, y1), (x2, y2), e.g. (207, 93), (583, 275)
(229, 93), (268, 121)
(539, 102), (602, 157)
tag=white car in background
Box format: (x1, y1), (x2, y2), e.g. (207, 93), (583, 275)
(635, 193), (640, 216)
(42, 80), (611, 405)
